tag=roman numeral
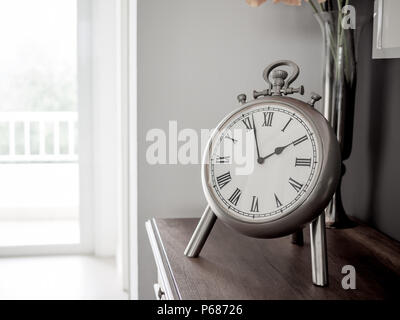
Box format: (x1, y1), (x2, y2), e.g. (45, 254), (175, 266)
(216, 156), (230, 163)
(224, 134), (237, 144)
(228, 188), (242, 206)
(281, 118), (293, 132)
(262, 112), (274, 127)
(250, 196), (259, 212)
(242, 117), (253, 130)
(288, 177), (303, 193)
(295, 157), (311, 167)
(274, 193), (282, 208)
(293, 135), (308, 146)
(216, 172), (231, 189)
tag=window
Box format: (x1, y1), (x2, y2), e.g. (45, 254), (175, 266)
(0, 0), (87, 250)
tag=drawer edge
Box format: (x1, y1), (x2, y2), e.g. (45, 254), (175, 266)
(145, 218), (181, 300)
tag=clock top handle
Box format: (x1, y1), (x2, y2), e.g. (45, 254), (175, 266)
(254, 60), (304, 98)
(263, 60), (299, 90)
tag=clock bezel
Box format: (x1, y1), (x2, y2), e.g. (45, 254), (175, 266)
(209, 104), (319, 223)
(201, 96), (341, 238)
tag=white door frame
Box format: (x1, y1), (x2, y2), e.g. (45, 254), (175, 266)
(127, 0), (138, 299)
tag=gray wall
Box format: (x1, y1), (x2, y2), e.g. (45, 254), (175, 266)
(138, 0), (323, 299)
(342, 0), (400, 241)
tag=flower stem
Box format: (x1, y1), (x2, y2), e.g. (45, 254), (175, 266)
(342, 0), (350, 82)
(308, 0), (319, 14)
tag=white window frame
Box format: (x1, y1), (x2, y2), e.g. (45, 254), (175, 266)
(77, 0), (95, 254)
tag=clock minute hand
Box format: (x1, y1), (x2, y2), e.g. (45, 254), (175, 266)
(251, 114), (263, 164)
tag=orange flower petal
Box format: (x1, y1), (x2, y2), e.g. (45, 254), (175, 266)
(246, 0), (327, 7)
(280, 0), (302, 5)
(246, 0), (267, 7)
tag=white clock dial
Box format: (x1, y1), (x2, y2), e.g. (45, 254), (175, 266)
(208, 103), (321, 223)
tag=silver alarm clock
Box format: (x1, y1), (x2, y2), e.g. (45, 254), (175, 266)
(185, 60), (341, 286)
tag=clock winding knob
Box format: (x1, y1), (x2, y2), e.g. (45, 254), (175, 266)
(308, 92), (322, 107)
(237, 94), (247, 104)
(272, 70), (288, 86)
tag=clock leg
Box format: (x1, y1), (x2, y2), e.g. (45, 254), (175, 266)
(184, 205), (217, 258)
(310, 213), (328, 286)
(291, 228), (304, 246)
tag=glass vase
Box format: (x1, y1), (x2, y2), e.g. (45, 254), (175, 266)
(315, 11), (357, 228)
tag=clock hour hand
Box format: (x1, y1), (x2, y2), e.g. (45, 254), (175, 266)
(259, 141), (293, 163)
(274, 142), (292, 155)
(275, 135), (309, 154)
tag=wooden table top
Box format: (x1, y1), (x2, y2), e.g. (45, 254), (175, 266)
(148, 218), (400, 300)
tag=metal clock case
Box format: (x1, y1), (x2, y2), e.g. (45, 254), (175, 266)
(202, 96), (340, 239)
(185, 60), (341, 287)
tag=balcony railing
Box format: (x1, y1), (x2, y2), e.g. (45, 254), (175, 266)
(0, 112), (78, 163)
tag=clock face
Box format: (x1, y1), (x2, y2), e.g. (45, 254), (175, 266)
(207, 102), (321, 223)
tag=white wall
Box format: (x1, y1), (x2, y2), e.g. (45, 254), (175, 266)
(91, 0), (120, 257)
(137, 0), (323, 299)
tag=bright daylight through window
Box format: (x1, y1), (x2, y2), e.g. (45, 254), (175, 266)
(0, 0), (79, 246)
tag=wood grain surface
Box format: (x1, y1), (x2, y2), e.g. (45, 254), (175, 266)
(151, 218), (400, 300)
